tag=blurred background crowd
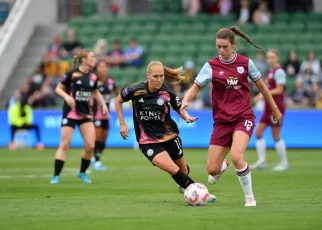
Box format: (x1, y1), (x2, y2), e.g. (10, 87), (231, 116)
(3, 0), (322, 111)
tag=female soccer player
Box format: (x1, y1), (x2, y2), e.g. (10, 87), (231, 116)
(50, 49), (109, 184)
(181, 27), (283, 207)
(91, 60), (119, 171)
(115, 60), (216, 202)
(250, 49), (288, 171)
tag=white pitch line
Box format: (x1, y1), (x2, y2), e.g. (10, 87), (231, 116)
(0, 168), (79, 173)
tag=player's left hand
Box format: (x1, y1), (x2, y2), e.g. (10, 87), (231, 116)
(102, 105), (110, 119)
(272, 108), (283, 126)
(185, 116), (199, 123)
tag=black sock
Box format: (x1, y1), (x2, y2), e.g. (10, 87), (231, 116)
(186, 164), (190, 175)
(100, 141), (105, 154)
(172, 169), (195, 189)
(54, 159), (64, 176)
(94, 141), (101, 161)
(80, 158), (91, 173)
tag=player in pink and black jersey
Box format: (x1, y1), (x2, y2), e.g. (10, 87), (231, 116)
(91, 60), (119, 171)
(115, 61), (217, 202)
(50, 49), (109, 184)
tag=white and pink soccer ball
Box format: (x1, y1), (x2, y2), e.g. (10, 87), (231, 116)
(184, 183), (209, 206)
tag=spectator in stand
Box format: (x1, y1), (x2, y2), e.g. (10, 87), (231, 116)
(283, 50), (300, 78)
(289, 79), (310, 106)
(123, 38), (144, 67)
(252, 1), (271, 25)
(6, 90), (20, 109)
(310, 83), (320, 107)
(315, 91), (322, 109)
(254, 51), (268, 76)
(60, 29), (83, 58)
(183, 0), (201, 17)
(182, 60), (197, 91)
(106, 39), (124, 67)
(47, 33), (62, 61)
(93, 39), (108, 61)
(298, 67), (318, 92)
(300, 51), (321, 76)
(236, 0), (251, 25)
(219, 0), (232, 16)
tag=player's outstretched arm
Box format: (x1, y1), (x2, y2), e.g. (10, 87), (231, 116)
(115, 94), (129, 140)
(175, 109), (199, 123)
(255, 78), (283, 125)
(181, 83), (201, 113)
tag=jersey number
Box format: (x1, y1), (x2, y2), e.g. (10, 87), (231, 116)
(244, 120), (253, 131)
(174, 137), (183, 155)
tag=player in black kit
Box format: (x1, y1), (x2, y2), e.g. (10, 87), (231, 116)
(50, 49), (109, 184)
(115, 60), (216, 202)
(91, 60), (119, 170)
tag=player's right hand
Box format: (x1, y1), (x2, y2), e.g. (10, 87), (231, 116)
(120, 124), (129, 140)
(272, 108), (283, 126)
(65, 95), (76, 108)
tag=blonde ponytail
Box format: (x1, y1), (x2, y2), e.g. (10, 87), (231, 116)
(147, 60), (185, 85)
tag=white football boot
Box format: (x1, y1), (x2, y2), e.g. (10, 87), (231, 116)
(208, 159), (229, 184)
(249, 161), (266, 170)
(245, 197), (256, 207)
(272, 164), (289, 171)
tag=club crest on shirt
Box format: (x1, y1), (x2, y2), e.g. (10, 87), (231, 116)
(89, 80), (94, 87)
(237, 66), (244, 74)
(157, 98), (164, 106)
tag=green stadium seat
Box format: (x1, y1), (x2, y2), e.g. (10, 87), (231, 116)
(152, 0), (166, 14)
(290, 12), (308, 23)
(168, 0), (182, 13)
(308, 13), (322, 22)
(82, 0), (97, 17)
(289, 22), (305, 31)
(273, 13), (290, 23)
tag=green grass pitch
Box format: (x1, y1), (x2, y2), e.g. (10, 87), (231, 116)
(0, 148), (321, 230)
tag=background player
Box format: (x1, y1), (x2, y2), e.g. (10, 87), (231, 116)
(91, 60), (120, 171)
(115, 60), (216, 202)
(181, 27), (283, 206)
(250, 49), (288, 171)
(50, 49), (109, 184)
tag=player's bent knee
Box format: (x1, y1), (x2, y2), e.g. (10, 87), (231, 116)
(207, 164), (221, 176)
(230, 154), (244, 168)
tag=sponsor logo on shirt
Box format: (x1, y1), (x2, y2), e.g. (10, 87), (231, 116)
(226, 76), (241, 90)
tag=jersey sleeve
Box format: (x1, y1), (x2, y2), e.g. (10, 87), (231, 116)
(120, 85), (137, 102)
(274, 69), (286, 85)
(248, 59), (261, 82)
(194, 62), (212, 87)
(169, 90), (182, 111)
(60, 70), (73, 87)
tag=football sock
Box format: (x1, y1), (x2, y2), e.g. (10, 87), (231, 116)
(54, 159), (64, 176)
(80, 158), (91, 173)
(172, 169), (195, 189)
(236, 163), (254, 198)
(256, 137), (266, 163)
(275, 139), (288, 165)
(94, 141), (101, 162)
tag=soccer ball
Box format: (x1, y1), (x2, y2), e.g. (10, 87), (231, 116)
(184, 183), (209, 206)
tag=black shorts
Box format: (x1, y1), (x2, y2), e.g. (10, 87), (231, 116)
(139, 136), (183, 163)
(94, 119), (109, 130)
(61, 117), (92, 128)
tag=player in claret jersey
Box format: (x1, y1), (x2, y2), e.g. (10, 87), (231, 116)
(91, 60), (119, 171)
(251, 49), (289, 171)
(115, 60), (217, 202)
(50, 49), (109, 184)
(181, 27), (283, 207)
